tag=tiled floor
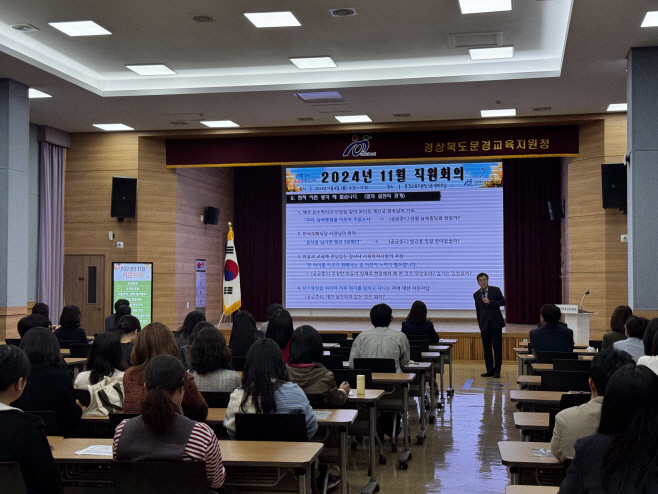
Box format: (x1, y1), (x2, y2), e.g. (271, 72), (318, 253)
(345, 362), (519, 493)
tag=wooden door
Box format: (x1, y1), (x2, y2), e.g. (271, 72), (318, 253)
(64, 255), (105, 335)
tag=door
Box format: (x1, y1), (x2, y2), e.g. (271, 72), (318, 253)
(64, 255), (105, 335)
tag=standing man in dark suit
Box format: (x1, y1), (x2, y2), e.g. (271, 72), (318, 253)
(473, 272), (506, 378)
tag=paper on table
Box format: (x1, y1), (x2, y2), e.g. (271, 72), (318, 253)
(75, 445), (113, 456)
(314, 411), (332, 420)
(531, 448), (553, 457)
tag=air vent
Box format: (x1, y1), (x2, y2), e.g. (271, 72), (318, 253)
(533, 106), (552, 112)
(450, 32), (502, 48)
(12, 24), (39, 32)
(330, 8), (357, 17)
(297, 117), (315, 122)
(169, 121), (189, 126)
(393, 113), (411, 118)
(312, 104), (353, 114)
(192, 15), (216, 23)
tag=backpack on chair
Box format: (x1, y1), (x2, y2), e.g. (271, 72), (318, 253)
(84, 376), (124, 417)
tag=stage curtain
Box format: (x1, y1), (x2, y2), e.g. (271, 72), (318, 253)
(503, 157), (562, 324)
(234, 166), (283, 321)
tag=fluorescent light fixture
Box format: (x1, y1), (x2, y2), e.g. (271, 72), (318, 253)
(28, 89), (52, 99)
(290, 57), (337, 69)
(244, 12), (301, 28)
(607, 103), (627, 112)
(49, 20), (111, 36)
(469, 46), (514, 60)
(335, 115), (372, 123)
(459, 0), (512, 14)
(125, 64), (176, 76)
(295, 91), (344, 103)
(641, 11), (658, 27)
(200, 120), (240, 128)
(93, 124), (134, 131)
(481, 109), (516, 118)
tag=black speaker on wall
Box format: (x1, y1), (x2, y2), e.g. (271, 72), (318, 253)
(204, 206), (220, 225)
(601, 163), (627, 212)
(111, 176), (137, 221)
(547, 199), (564, 220)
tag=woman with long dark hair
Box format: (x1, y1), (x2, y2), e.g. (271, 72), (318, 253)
(223, 338), (317, 439)
(111, 304), (132, 332)
(559, 363), (658, 493)
(637, 318), (658, 375)
(265, 309), (294, 363)
(54, 304), (88, 344)
(190, 327), (241, 393)
(602, 305), (633, 349)
(228, 310), (263, 358)
(113, 355), (225, 489)
(74, 332), (127, 389)
(174, 311), (207, 350)
(401, 300), (439, 343)
(115, 314), (141, 365)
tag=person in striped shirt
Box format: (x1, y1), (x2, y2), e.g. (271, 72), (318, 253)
(113, 355), (225, 490)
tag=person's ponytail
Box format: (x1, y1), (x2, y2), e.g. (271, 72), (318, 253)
(140, 355), (187, 435)
(141, 387), (178, 434)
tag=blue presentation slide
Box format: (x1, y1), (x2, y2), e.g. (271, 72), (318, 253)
(284, 162), (503, 309)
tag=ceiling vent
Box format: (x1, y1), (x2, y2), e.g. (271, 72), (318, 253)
(330, 8), (357, 17)
(191, 15), (216, 23)
(12, 24), (39, 32)
(297, 117), (315, 121)
(533, 106), (552, 112)
(169, 121), (189, 126)
(393, 113), (411, 118)
(450, 32), (502, 48)
(312, 104), (353, 114)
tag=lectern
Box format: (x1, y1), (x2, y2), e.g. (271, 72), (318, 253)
(555, 305), (592, 345)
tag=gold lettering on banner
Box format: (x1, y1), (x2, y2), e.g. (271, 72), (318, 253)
(493, 141), (503, 150)
(470, 141), (479, 151)
(528, 139), (538, 149)
(424, 143), (433, 153)
(505, 140), (515, 149)
(458, 142), (467, 152)
(482, 141), (491, 151)
(447, 142), (456, 152)
(435, 143), (444, 153)
(540, 139), (550, 149)
(516, 140), (526, 149)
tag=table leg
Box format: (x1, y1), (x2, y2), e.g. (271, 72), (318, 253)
(510, 467), (520, 485)
(429, 361), (438, 420)
(518, 357), (524, 376)
(297, 466), (311, 494)
(398, 383), (412, 469)
(417, 371), (426, 445)
(361, 403), (379, 494)
(339, 425), (348, 494)
(447, 346), (454, 395)
(439, 356), (445, 404)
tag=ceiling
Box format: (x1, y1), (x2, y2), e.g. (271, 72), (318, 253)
(0, 0), (656, 133)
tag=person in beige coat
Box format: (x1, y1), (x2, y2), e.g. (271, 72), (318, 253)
(550, 348), (634, 461)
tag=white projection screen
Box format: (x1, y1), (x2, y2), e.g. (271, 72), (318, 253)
(284, 162), (503, 310)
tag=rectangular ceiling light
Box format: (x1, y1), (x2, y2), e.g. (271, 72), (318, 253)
(607, 103), (627, 112)
(290, 57), (337, 69)
(641, 11), (658, 27)
(459, 0), (512, 14)
(28, 89), (52, 99)
(469, 46), (514, 60)
(49, 20), (111, 36)
(126, 64), (177, 76)
(336, 115), (371, 123)
(295, 91), (344, 103)
(200, 120), (240, 128)
(481, 109), (516, 118)
(93, 124), (134, 131)
(244, 12), (301, 28)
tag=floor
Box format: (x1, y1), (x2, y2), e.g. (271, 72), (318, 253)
(344, 362), (520, 493)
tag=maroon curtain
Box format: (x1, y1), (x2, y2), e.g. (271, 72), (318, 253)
(503, 158), (562, 324)
(234, 166), (283, 321)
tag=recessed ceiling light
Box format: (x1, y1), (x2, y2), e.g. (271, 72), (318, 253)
(290, 57), (337, 69)
(200, 120), (240, 128)
(336, 115), (371, 123)
(125, 64), (177, 76)
(607, 103), (627, 112)
(28, 89), (52, 99)
(93, 124), (134, 131)
(295, 91), (344, 103)
(469, 46), (514, 60)
(244, 12), (301, 28)
(459, 0), (512, 14)
(481, 109), (516, 118)
(49, 21), (111, 37)
(641, 11), (658, 27)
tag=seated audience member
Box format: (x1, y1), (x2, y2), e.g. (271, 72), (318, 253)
(287, 325), (350, 406)
(31, 302), (52, 328)
(228, 310), (263, 358)
(224, 338), (317, 440)
(636, 318), (658, 375)
(74, 332), (127, 390)
(105, 299), (129, 332)
(179, 321), (213, 369)
(17, 313), (50, 338)
(261, 303), (283, 335)
(601, 305), (632, 350)
(189, 326), (241, 393)
(265, 309), (295, 363)
(115, 315), (141, 365)
(349, 303), (410, 372)
(559, 364), (658, 493)
(113, 355), (225, 490)
(122, 322), (208, 421)
(0, 345), (62, 494)
(53, 305), (88, 344)
(111, 304), (131, 332)
(529, 304), (574, 354)
(613, 315), (649, 361)
(12, 328), (82, 435)
(550, 348), (634, 461)
(401, 300), (440, 343)
(174, 311), (207, 351)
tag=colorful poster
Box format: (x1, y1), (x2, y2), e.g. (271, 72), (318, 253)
(112, 262), (153, 327)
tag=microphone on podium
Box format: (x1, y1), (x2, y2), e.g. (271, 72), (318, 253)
(579, 290), (590, 311)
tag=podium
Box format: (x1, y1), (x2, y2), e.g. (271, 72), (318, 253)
(555, 305), (592, 345)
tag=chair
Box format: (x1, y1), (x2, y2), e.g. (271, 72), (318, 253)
(338, 338), (353, 348)
(535, 351), (578, 364)
(559, 393), (591, 410)
(353, 358), (397, 373)
(319, 333), (348, 344)
(0, 462), (27, 494)
(589, 340), (603, 350)
(112, 461), (208, 494)
(405, 335), (430, 341)
(57, 339), (81, 350)
(109, 413), (139, 432)
(331, 369), (373, 389)
(4, 338), (21, 347)
(69, 343), (92, 358)
(540, 371), (591, 392)
(409, 346), (424, 362)
(321, 355), (344, 370)
(329, 347), (351, 360)
(231, 356), (246, 371)
(410, 340), (430, 352)
(553, 358), (591, 372)
(306, 393), (328, 409)
(234, 413), (307, 442)
(75, 388), (92, 407)
(200, 391), (232, 408)
(26, 411), (58, 436)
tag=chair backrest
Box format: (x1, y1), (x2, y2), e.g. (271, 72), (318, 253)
(0, 462), (27, 494)
(109, 413), (139, 432)
(75, 388), (92, 407)
(112, 461), (208, 494)
(331, 369), (373, 389)
(26, 411), (58, 436)
(589, 340), (603, 350)
(321, 355), (344, 370)
(535, 351), (578, 364)
(234, 413), (307, 442)
(305, 393), (328, 409)
(548, 407), (560, 436)
(69, 343), (92, 358)
(405, 335), (430, 341)
(231, 356), (246, 372)
(200, 391), (232, 408)
(338, 338), (353, 348)
(553, 358), (592, 372)
(319, 333), (348, 343)
(540, 371), (591, 392)
(4, 338), (21, 347)
(353, 358), (397, 373)
(559, 393), (591, 410)
(409, 346), (424, 362)
(329, 347), (352, 360)
(57, 339), (80, 350)
(410, 340), (430, 352)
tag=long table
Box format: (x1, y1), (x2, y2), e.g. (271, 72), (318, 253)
(510, 390), (590, 412)
(498, 441), (561, 485)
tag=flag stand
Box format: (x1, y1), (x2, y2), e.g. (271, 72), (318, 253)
(219, 221), (240, 328)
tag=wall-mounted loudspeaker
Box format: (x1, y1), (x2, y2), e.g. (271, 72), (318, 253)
(111, 176), (137, 221)
(204, 206), (220, 225)
(601, 163), (627, 213)
(547, 199), (564, 221)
